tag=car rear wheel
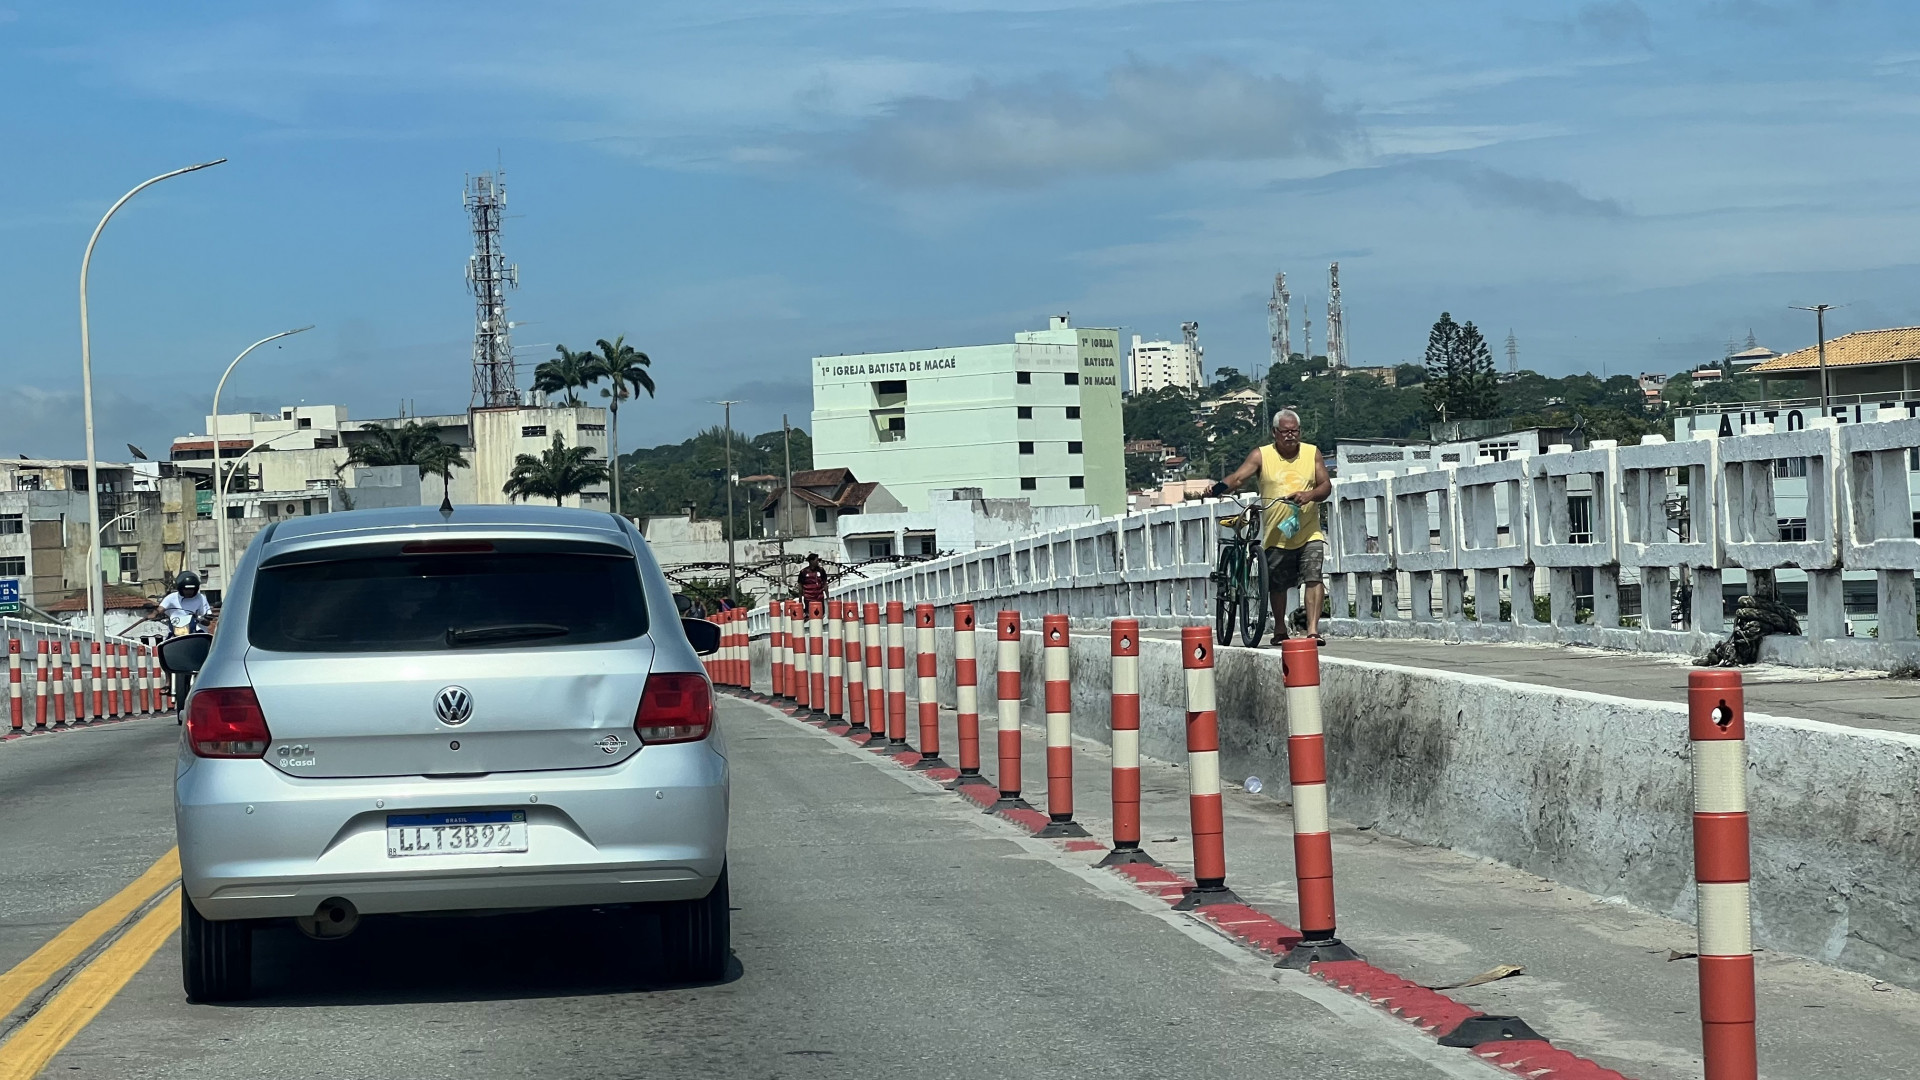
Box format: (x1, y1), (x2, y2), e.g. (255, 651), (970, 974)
(660, 865), (730, 983)
(180, 891), (253, 1002)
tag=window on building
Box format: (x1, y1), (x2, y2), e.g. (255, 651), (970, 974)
(1069, 475), (1085, 489)
(164, 512), (179, 525)
(867, 538), (894, 558)
(1019, 441), (1034, 454)
(872, 380), (908, 408)
(916, 535), (936, 556)
(1066, 406), (1080, 419)
(1067, 441), (1083, 455)
(522, 425), (547, 438)
(226, 506), (244, 520)
(814, 508), (829, 525)
(1774, 457), (1808, 479)
(0, 556), (23, 575)
(118, 550), (139, 576)
(1777, 517), (1808, 542)
(1567, 495), (1593, 545)
(0, 513), (20, 535)
(577, 423), (605, 434)
(838, 506), (860, 517)
(1020, 477), (1037, 491)
(117, 512), (136, 533)
(1065, 372), (1079, 385)
(69, 468), (87, 492)
(1017, 406), (1033, 419)
(298, 417), (312, 429)
(873, 409), (906, 443)
(1016, 372), (1032, 385)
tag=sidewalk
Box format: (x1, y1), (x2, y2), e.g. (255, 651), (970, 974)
(1188, 634), (1920, 737)
(860, 691), (1920, 1080)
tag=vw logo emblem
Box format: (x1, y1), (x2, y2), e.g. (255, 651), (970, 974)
(434, 686), (473, 726)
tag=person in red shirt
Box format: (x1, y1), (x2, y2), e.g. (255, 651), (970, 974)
(796, 553), (828, 607)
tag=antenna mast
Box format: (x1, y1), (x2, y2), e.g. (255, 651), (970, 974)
(1505, 329), (1519, 374)
(1181, 320), (1202, 386)
(1303, 314), (1313, 365)
(1268, 272), (1291, 365)
(465, 171), (520, 408)
(1325, 262), (1346, 370)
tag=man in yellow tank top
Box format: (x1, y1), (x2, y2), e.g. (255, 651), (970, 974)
(1214, 409), (1331, 645)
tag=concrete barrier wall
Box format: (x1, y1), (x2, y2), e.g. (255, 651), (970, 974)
(749, 631), (1920, 988)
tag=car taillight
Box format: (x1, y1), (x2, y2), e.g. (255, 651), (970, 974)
(186, 687), (272, 758)
(634, 673), (713, 744)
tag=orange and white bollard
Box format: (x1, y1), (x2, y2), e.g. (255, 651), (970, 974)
(7, 640), (21, 733)
(843, 602), (869, 738)
(1098, 619), (1157, 867)
(1277, 638), (1358, 965)
(807, 601), (828, 721)
(136, 645), (152, 714)
(987, 611), (1034, 812)
(1691, 669), (1756, 1080)
(1175, 626), (1240, 909)
(89, 641), (104, 721)
(911, 603), (947, 769)
(863, 603), (885, 746)
(49, 642), (67, 726)
(770, 603), (788, 699)
(949, 605), (990, 788)
(115, 642), (130, 716)
(826, 601), (845, 722)
(1038, 615), (1089, 837)
(35, 640), (51, 729)
(882, 601), (910, 753)
(66, 640), (83, 721)
(789, 600), (807, 710)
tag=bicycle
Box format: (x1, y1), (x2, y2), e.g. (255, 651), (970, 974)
(1211, 495), (1283, 648)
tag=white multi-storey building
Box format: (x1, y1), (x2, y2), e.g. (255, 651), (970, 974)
(1127, 334), (1203, 394)
(811, 316), (1126, 516)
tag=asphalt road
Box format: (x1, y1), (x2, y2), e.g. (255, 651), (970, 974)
(1, 702), (1474, 1080)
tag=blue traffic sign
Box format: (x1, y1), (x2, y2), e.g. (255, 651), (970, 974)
(0, 578), (18, 614)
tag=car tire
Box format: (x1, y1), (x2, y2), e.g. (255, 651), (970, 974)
(660, 865), (730, 983)
(180, 891), (253, 1002)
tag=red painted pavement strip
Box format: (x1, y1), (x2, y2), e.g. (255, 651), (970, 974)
(768, 694), (1639, 1080)
(923, 766), (961, 783)
(1471, 1041), (1630, 1080)
(2, 713), (162, 743)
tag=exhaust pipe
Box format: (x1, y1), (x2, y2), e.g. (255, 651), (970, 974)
(295, 896), (360, 940)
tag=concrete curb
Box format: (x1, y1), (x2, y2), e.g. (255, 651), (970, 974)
(2, 711), (171, 743)
(724, 685), (1634, 1080)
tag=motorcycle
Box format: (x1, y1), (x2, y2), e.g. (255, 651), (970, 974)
(166, 609), (215, 723)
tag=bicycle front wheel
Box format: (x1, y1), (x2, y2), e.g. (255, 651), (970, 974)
(1213, 546), (1239, 647)
(1240, 546), (1270, 647)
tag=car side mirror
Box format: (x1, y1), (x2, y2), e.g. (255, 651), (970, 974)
(157, 633), (213, 675)
(682, 617), (721, 656)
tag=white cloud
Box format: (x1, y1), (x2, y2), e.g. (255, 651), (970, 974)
(821, 59), (1357, 187)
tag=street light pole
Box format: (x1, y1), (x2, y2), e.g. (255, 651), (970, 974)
(717, 400), (740, 603)
(1790, 304), (1834, 417)
(80, 158), (226, 640)
(212, 327), (314, 588)
(781, 414), (794, 597)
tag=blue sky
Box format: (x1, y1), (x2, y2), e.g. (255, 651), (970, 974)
(4, 0), (1919, 457)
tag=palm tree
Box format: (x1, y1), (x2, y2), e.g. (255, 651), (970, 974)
(340, 420), (470, 507)
(532, 345), (597, 407)
(502, 433), (611, 506)
(587, 335), (655, 517)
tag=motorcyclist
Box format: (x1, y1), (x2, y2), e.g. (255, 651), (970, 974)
(159, 571), (214, 636)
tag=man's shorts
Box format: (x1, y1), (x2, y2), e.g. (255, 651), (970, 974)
(1264, 540), (1326, 594)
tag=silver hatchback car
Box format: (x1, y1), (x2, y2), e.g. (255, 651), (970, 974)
(165, 505), (728, 1001)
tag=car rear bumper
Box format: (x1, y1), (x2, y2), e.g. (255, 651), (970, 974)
(176, 741), (728, 921)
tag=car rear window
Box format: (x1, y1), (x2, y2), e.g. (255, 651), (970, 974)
(249, 549), (648, 653)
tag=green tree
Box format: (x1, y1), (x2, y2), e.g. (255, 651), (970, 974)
(503, 433), (612, 506)
(588, 335), (656, 518)
(340, 420), (470, 506)
(532, 345), (597, 407)
(620, 426), (813, 541)
(1423, 313), (1499, 422)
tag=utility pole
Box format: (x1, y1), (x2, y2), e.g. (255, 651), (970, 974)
(717, 400), (740, 603)
(781, 413), (794, 597)
(1790, 304), (1834, 416)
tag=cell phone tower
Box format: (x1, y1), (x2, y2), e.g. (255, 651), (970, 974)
(1325, 261), (1346, 370)
(1268, 272), (1291, 365)
(465, 171), (520, 408)
(1181, 320), (1203, 385)
(1506, 329), (1519, 374)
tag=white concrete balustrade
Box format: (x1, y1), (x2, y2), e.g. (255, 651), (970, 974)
(794, 416), (1920, 671)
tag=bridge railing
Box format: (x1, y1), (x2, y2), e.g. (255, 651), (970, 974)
(3, 616), (170, 728)
(743, 415), (1920, 670)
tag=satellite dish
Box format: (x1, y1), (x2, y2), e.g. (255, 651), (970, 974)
(127, 444), (148, 460)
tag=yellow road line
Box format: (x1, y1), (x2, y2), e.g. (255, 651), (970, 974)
(0, 889), (179, 1080)
(0, 848), (179, 1023)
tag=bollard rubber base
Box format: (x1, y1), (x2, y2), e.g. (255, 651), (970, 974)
(1172, 883), (1243, 910)
(985, 794), (1035, 814)
(881, 739), (917, 756)
(844, 722), (872, 738)
(946, 771), (995, 790)
(1276, 936), (1361, 969)
(1094, 845), (1160, 868)
(1436, 1015), (1543, 1048)
(908, 754), (950, 771)
(1035, 816), (1091, 839)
